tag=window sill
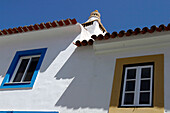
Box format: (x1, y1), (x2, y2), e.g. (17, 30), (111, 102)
(4, 81), (31, 85)
(118, 105), (153, 108)
(0, 81), (33, 90)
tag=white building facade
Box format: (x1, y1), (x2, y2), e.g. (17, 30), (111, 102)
(0, 10), (169, 113)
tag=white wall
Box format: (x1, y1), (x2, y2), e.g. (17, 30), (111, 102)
(0, 27), (170, 113)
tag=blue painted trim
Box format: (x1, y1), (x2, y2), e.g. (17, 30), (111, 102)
(0, 111), (58, 113)
(0, 48), (47, 89)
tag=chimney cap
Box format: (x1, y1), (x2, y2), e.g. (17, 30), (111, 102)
(89, 10), (101, 21)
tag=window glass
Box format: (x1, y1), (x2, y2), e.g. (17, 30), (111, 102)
(141, 68), (151, 78)
(12, 56), (40, 83)
(23, 57), (40, 82)
(125, 81), (136, 91)
(140, 80), (150, 91)
(124, 93), (134, 105)
(127, 69), (136, 79)
(13, 59), (29, 82)
(139, 92), (150, 104)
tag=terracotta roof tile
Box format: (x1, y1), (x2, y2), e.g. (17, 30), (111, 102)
(27, 25), (34, 31)
(0, 18), (77, 36)
(39, 23), (45, 29)
(64, 19), (70, 25)
(33, 24), (40, 30)
(17, 26), (24, 33)
(88, 39), (94, 45)
(2, 29), (8, 35)
(44, 22), (52, 29)
(75, 23), (170, 47)
(74, 39), (94, 47)
(7, 28), (13, 34)
(71, 18), (77, 24)
(104, 32), (110, 39)
(57, 20), (64, 26)
(126, 29), (133, 36)
(22, 26), (29, 32)
(0, 31), (3, 35)
(51, 21), (57, 27)
(12, 28), (19, 33)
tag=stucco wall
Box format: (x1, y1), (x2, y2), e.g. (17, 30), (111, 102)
(0, 27), (170, 113)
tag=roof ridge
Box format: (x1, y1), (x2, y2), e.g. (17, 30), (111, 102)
(0, 18), (77, 36)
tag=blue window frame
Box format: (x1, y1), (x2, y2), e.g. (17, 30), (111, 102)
(0, 48), (47, 89)
(0, 111), (58, 113)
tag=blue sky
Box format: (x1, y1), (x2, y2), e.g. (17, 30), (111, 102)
(0, 0), (170, 33)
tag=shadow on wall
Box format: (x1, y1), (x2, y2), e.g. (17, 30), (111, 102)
(54, 47), (110, 110)
(33, 30), (111, 110)
(39, 32), (79, 73)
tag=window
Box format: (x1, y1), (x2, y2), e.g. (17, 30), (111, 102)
(109, 54), (164, 113)
(0, 48), (47, 90)
(121, 64), (153, 107)
(10, 55), (40, 83)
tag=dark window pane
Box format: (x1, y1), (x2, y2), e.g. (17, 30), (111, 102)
(124, 93), (134, 105)
(23, 57), (40, 82)
(140, 80), (150, 91)
(13, 59), (29, 82)
(141, 68), (151, 78)
(127, 69), (136, 79)
(139, 92), (150, 104)
(125, 81), (135, 91)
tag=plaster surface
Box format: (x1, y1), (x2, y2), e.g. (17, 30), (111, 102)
(0, 24), (170, 113)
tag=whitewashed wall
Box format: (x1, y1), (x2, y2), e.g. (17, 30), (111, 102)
(0, 25), (169, 113)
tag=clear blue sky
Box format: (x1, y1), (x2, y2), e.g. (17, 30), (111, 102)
(0, 0), (170, 33)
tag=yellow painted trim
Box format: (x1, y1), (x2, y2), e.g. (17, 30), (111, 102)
(109, 54), (164, 113)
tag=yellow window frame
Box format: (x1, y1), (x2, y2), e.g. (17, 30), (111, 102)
(109, 54), (164, 113)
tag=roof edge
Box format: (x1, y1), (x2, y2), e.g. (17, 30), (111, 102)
(0, 18), (77, 36)
(75, 23), (170, 47)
